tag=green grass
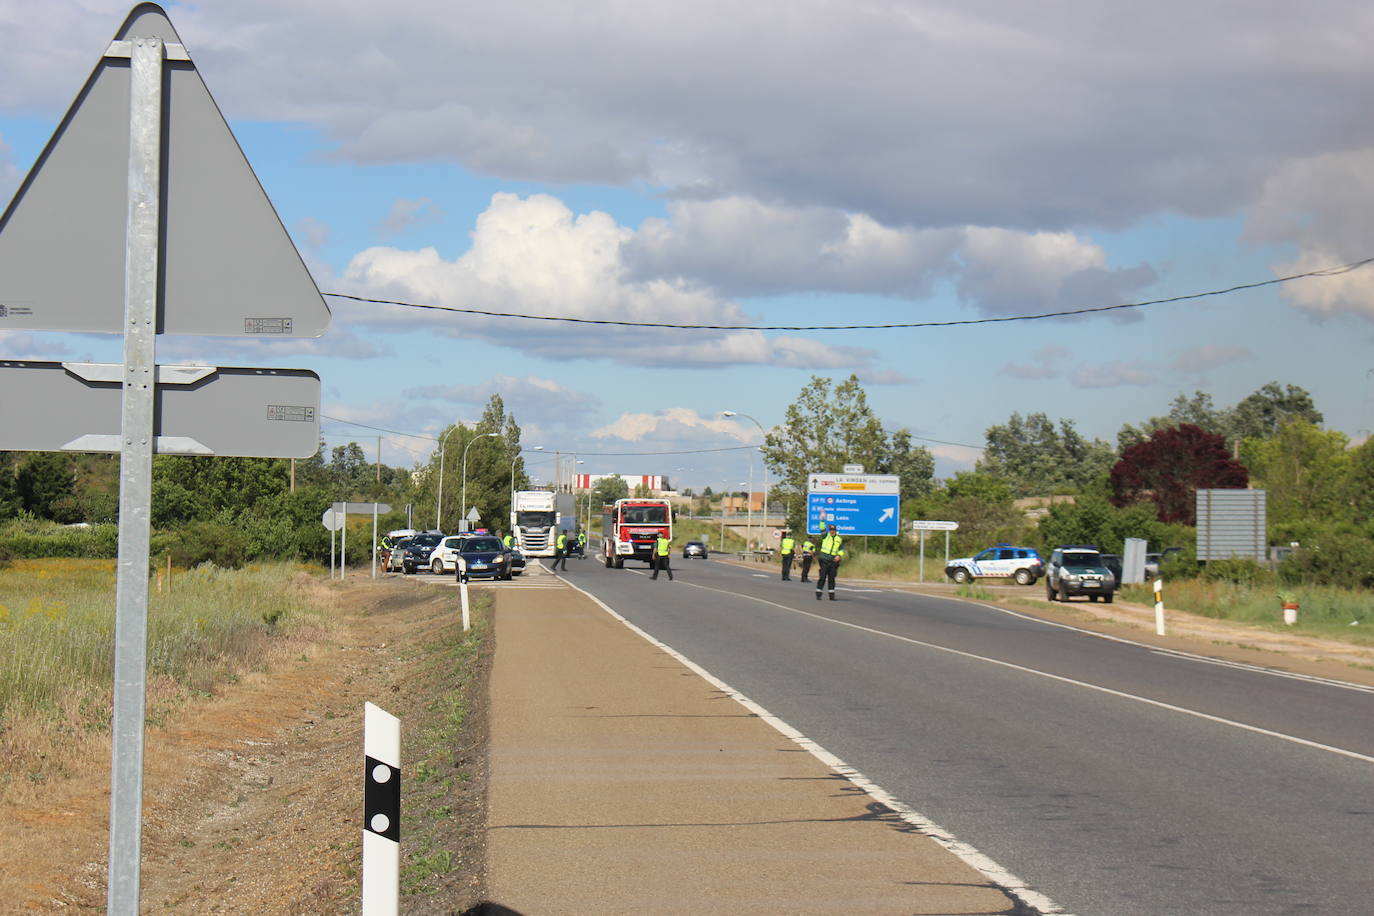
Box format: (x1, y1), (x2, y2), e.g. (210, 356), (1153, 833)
(0, 559), (327, 729)
(1120, 579), (1374, 643)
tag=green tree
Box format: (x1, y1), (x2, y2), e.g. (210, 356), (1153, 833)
(1349, 436), (1374, 524)
(592, 475), (630, 508)
(425, 395), (524, 532)
(882, 429), (936, 503)
(16, 453), (78, 521)
(982, 413), (1116, 495)
(0, 459), (20, 519)
(1240, 420), (1350, 527)
(762, 374), (891, 532)
(1229, 382), (1323, 441)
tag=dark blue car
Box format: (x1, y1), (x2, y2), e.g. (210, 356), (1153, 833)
(453, 535), (514, 581)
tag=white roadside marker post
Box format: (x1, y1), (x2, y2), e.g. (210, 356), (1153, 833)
(1154, 578), (1166, 636)
(458, 556), (471, 632)
(362, 702), (400, 916)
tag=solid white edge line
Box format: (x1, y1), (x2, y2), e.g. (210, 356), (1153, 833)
(678, 579), (1374, 766)
(556, 574), (1071, 916)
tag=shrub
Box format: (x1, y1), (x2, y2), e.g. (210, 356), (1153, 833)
(168, 521), (250, 569)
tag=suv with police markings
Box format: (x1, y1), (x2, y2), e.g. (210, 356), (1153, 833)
(945, 544), (1043, 586)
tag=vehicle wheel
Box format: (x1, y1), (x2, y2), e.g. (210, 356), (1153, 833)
(613, 556), (623, 569)
(1045, 583), (1056, 601)
(403, 565), (414, 575)
(603, 552), (612, 568)
(431, 558), (443, 574)
(951, 568), (972, 585)
(1057, 583), (1069, 602)
(1104, 593), (1114, 604)
(1088, 594), (1099, 602)
(1013, 568), (1033, 586)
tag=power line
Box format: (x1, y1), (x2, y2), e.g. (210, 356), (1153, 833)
(323, 257), (1374, 332)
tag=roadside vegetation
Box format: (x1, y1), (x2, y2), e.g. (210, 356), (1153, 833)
(0, 559), (329, 799)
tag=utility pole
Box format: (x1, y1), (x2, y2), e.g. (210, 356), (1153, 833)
(376, 435), (382, 483)
(289, 457), (295, 493)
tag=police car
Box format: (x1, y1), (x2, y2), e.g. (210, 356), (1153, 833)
(945, 544), (1043, 586)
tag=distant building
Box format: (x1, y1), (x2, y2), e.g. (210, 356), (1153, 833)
(721, 492), (765, 513)
(574, 474), (672, 495)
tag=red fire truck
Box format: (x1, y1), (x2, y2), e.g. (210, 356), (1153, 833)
(601, 498), (673, 569)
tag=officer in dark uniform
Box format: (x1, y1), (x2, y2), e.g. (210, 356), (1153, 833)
(815, 525), (844, 600)
(552, 529), (570, 571)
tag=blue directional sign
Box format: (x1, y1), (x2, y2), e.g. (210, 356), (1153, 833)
(807, 491), (901, 536)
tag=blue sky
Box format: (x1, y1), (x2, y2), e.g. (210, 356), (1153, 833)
(4, 1), (1374, 493)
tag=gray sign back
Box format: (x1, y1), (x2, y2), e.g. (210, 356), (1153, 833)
(0, 361), (321, 457)
(0, 5), (329, 337)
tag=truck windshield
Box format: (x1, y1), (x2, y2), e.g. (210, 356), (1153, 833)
(517, 511), (556, 527)
(622, 506), (668, 524)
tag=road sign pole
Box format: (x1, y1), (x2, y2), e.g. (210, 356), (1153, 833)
(919, 530), (925, 583)
(107, 35), (162, 916)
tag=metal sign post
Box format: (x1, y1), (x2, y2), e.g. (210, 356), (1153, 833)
(0, 7), (332, 912)
(106, 35), (163, 914)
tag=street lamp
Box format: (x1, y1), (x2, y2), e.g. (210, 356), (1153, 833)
(512, 445), (544, 497)
(459, 432), (502, 533)
(723, 410), (768, 543)
(435, 424), (464, 530)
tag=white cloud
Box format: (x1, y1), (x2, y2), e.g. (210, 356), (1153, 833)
(6, 2), (1374, 237)
(1170, 344), (1251, 373)
(997, 342), (1070, 380)
(1070, 360), (1157, 389)
(337, 192), (878, 370)
(1247, 148), (1374, 319)
(375, 197), (442, 237)
(958, 227), (1156, 318)
(293, 216), (330, 250)
(591, 408), (750, 444)
(403, 374), (600, 427)
(0, 331), (72, 358)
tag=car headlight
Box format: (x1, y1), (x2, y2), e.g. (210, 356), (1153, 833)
(1066, 574), (1080, 583)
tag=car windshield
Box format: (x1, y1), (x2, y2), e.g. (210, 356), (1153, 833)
(1062, 551), (1102, 567)
(622, 506), (668, 524)
(462, 537), (502, 553)
(413, 534), (442, 547)
(516, 511), (556, 527)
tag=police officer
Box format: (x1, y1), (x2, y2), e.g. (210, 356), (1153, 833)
(552, 529), (569, 571)
(502, 530), (514, 549)
(779, 531), (796, 580)
(799, 536), (815, 583)
(650, 532), (673, 580)
(815, 524), (844, 600)
(576, 529), (587, 557)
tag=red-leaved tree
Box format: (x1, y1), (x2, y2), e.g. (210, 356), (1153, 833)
(1109, 424), (1248, 524)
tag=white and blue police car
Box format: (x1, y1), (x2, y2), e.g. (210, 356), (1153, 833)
(945, 544), (1043, 586)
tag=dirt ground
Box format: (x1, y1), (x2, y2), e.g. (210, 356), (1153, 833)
(0, 576), (491, 915)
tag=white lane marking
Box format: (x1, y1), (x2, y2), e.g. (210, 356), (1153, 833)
(557, 575), (1070, 916)
(948, 598), (1374, 695)
(676, 580), (1374, 766)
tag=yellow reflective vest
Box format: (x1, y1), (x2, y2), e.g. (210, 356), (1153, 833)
(819, 534), (845, 558)
(655, 536), (670, 556)
(556, 533), (567, 550)
(780, 537), (795, 555)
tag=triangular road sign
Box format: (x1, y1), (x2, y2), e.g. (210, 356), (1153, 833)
(0, 2), (330, 338)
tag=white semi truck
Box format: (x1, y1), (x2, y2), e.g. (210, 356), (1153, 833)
(510, 490), (577, 557)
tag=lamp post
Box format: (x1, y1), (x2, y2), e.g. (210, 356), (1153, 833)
(458, 432), (501, 533)
(512, 445), (543, 497)
(435, 424), (463, 530)
(723, 410), (768, 540)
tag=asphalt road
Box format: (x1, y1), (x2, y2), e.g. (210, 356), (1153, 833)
(552, 553), (1374, 915)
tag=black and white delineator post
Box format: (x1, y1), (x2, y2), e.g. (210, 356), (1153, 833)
(0, 5), (329, 913)
(363, 702), (401, 915)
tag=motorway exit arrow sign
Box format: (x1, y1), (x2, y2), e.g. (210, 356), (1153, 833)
(807, 491), (901, 536)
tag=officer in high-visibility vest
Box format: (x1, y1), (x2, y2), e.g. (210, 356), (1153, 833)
(503, 531), (514, 549)
(650, 533), (674, 581)
(552, 529), (569, 571)
(779, 531), (796, 581)
(815, 524), (844, 600)
(799, 537), (816, 583)
(577, 530), (587, 557)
